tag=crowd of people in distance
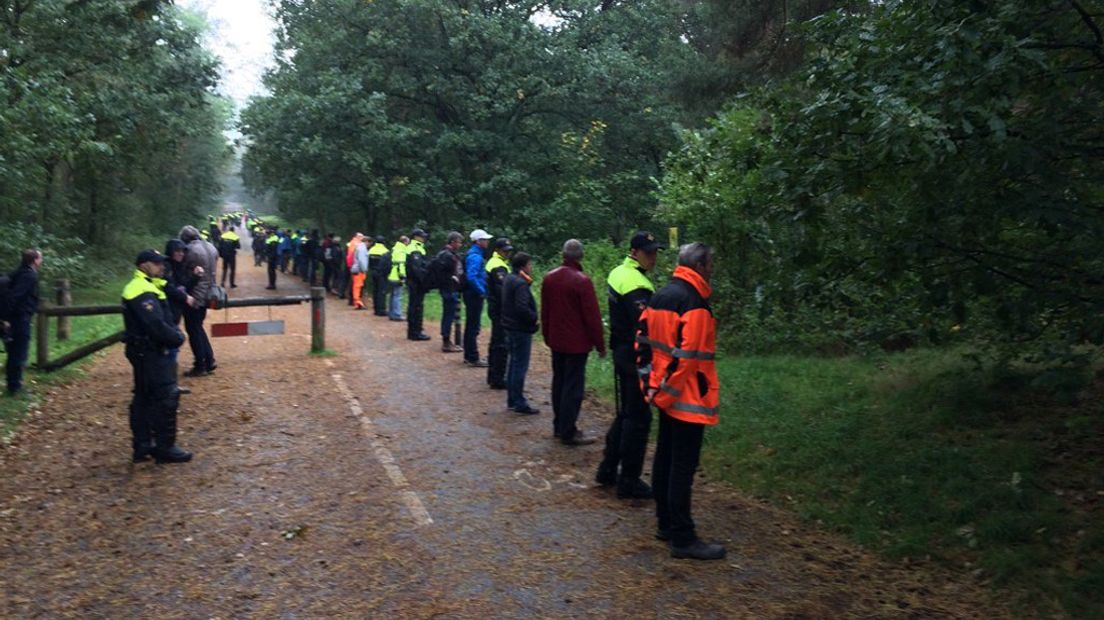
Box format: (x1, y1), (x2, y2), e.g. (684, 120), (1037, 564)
(4, 211), (725, 561)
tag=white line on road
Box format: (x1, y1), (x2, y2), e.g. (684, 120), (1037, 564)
(331, 372), (433, 527)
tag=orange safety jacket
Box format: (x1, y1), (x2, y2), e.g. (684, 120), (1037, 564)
(635, 265), (719, 425)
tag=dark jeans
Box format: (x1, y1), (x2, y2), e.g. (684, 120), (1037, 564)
(4, 318), (31, 394)
(440, 290), (460, 341)
(486, 318), (507, 387)
(183, 305), (215, 371)
(599, 345), (653, 484)
(389, 281), (404, 319)
(652, 411), (705, 547)
(551, 351), (589, 440)
(505, 330), (532, 410)
(407, 286), (426, 338)
(322, 263), (334, 292)
(220, 255), (236, 287)
(462, 288), (483, 362)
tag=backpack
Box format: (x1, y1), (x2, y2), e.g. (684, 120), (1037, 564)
(426, 250), (459, 291)
(406, 249), (431, 288)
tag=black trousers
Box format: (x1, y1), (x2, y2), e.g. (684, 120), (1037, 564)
(551, 351), (589, 440)
(267, 257), (278, 287)
(486, 317), (507, 387)
(220, 254), (236, 287)
(599, 345), (653, 484)
(652, 412), (705, 546)
(372, 273), (388, 315)
(183, 305), (215, 371)
(4, 317), (31, 394)
(126, 345), (181, 451)
(322, 263), (333, 291)
(407, 285), (426, 337)
(463, 288), (483, 362)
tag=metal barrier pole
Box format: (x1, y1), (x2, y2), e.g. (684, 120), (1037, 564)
(56, 279), (71, 341)
(310, 287), (325, 352)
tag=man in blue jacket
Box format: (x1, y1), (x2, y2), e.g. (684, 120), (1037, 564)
(4, 249), (42, 396)
(463, 229), (494, 366)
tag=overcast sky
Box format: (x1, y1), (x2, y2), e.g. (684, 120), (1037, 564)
(177, 1), (561, 112)
(178, 0), (276, 109)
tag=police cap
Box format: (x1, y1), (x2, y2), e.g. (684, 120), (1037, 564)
(630, 231), (663, 252)
(135, 249), (166, 265)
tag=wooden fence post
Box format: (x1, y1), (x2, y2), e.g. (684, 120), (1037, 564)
(310, 287), (325, 353)
(36, 311), (49, 369)
(56, 279), (71, 341)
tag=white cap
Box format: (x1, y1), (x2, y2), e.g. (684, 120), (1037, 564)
(469, 229), (493, 241)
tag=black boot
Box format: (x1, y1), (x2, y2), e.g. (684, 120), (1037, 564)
(670, 539), (726, 561)
(129, 401), (154, 462)
(595, 463), (617, 487)
(616, 478), (653, 499)
(132, 442), (154, 463)
(153, 394), (192, 464)
(155, 446), (193, 463)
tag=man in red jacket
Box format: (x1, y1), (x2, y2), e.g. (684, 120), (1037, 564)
(540, 239), (606, 445)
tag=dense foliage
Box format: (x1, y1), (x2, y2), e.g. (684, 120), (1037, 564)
(241, 0), (707, 246)
(0, 0), (230, 266)
(661, 0), (1104, 366)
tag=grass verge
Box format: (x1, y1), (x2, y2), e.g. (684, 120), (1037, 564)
(1, 275), (130, 440)
(582, 348), (1102, 617)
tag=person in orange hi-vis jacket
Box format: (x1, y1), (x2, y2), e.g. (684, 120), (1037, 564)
(635, 242), (726, 561)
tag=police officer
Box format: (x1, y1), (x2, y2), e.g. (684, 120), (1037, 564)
(265, 228), (280, 290)
(484, 238), (513, 389)
(596, 231), (662, 499)
(405, 229), (432, 341)
(218, 228), (241, 288)
(368, 234), (391, 316)
(123, 250), (191, 463)
(387, 235), (409, 321)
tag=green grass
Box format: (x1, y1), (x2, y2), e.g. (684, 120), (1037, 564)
(1, 275), (129, 439)
(581, 348), (1102, 617)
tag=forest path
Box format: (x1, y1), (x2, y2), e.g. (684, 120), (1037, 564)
(0, 227), (1003, 618)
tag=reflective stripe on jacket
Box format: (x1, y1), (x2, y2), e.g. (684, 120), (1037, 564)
(635, 265), (719, 426)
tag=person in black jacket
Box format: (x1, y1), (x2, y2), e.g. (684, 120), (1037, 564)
(501, 252), (539, 415)
(163, 239), (196, 363)
(434, 231), (465, 353)
(4, 249), (41, 396)
(484, 238), (513, 389)
(122, 250), (190, 463)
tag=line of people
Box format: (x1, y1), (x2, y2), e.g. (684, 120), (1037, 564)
(7, 215), (726, 561)
(302, 225), (727, 561)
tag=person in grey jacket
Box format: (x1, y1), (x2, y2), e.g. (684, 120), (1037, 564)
(179, 225), (218, 376)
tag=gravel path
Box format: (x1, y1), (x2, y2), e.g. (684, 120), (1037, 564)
(0, 229), (1006, 618)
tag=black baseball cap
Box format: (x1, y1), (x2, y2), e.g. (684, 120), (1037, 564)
(375, 235), (386, 243)
(630, 231), (663, 252)
(410, 228), (428, 238)
(135, 249), (166, 265)
(493, 238), (514, 251)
